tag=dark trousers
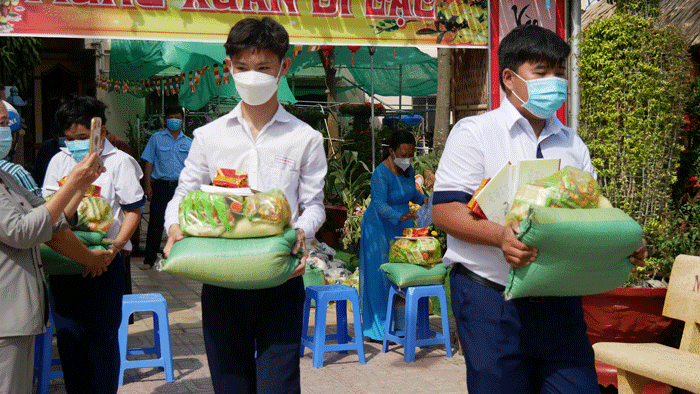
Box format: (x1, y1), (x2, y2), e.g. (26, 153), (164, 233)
(201, 277), (305, 394)
(49, 253), (125, 394)
(144, 179), (178, 265)
(449, 268), (598, 394)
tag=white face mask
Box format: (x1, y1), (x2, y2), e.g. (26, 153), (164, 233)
(232, 63), (283, 106)
(392, 152), (411, 171)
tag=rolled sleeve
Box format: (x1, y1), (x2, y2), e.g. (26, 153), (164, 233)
(114, 156), (145, 208)
(140, 134), (156, 164)
(293, 133), (327, 239)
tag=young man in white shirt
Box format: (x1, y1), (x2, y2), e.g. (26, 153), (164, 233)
(42, 95), (145, 394)
(163, 17), (326, 394)
(432, 25), (647, 393)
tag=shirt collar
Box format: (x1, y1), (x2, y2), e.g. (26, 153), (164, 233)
(162, 129), (185, 140)
(500, 96), (570, 140)
(227, 102), (293, 128)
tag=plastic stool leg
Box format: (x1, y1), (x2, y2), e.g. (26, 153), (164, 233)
(382, 286), (398, 353)
(311, 300), (328, 368)
(156, 305), (175, 383)
(438, 289), (453, 358)
(300, 294), (312, 357)
(417, 296), (430, 340)
(336, 300), (348, 354)
(403, 288), (418, 362)
(349, 293), (366, 364)
(35, 328), (52, 394)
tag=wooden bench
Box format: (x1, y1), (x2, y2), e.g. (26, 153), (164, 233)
(593, 254), (700, 394)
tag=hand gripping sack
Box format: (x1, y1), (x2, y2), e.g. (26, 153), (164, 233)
(40, 231), (108, 275)
(178, 189), (291, 238)
(505, 206), (643, 299)
(162, 227), (300, 289)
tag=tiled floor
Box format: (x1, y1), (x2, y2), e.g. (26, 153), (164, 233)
(41, 256), (467, 394)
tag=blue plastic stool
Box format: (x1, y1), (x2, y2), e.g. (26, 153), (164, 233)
(300, 284), (366, 368)
(33, 313), (63, 394)
(382, 283), (453, 362)
(118, 293), (174, 385)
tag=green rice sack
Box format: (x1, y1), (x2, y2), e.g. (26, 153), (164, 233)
(162, 227), (300, 289)
(40, 245), (106, 276)
(40, 230), (108, 275)
(380, 263), (448, 287)
(505, 206), (643, 299)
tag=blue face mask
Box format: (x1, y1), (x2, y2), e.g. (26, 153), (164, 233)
(166, 118), (182, 131)
(0, 126), (12, 159)
(65, 139), (90, 162)
(513, 72), (568, 119)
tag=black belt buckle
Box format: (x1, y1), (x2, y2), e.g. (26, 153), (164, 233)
(528, 296), (549, 303)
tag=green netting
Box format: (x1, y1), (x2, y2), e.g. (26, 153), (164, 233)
(110, 41), (437, 110)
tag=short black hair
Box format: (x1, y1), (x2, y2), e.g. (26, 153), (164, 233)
(55, 95), (107, 134)
(224, 17), (289, 62)
(498, 25), (570, 90)
(165, 105), (184, 118)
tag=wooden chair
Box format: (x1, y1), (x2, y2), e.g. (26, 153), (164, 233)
(593, 254), (700, 394)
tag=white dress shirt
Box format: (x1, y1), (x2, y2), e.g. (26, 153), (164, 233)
(42, 139), (145, 252)
(433, 97), (596, 286)
(164, 103), (327, 239)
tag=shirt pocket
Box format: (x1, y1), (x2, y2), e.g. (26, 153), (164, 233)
(176, 142), (190, 164)
(266, 162), (300, 192)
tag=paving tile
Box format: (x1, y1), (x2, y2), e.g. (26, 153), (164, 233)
(40, 257), (467, 394)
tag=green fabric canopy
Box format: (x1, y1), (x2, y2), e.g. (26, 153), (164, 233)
(109, 41), (438, 110)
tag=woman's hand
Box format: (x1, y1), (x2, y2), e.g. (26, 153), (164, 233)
(629, 239), (648, 268)
(64, 152), (105, 190)
(500, 221), (538, 268)
(289, 228), (307, 279)
(400, 212), (418, 222)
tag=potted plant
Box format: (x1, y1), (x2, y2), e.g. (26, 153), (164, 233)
(320, 150), (372, 247)
(577, 3), (689, 390)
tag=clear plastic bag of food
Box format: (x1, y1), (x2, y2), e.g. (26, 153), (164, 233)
(506, 166), (602, 223)
(179, 188), (291, 238)
(389, 237), (442, 266)
(74, 196), (114, 233)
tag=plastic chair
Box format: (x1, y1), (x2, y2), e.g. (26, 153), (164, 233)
(300, 284), (366, 368)
(33, 313), (63, 394)
(118, 293), (174, 385)
(382, 283), (452, 362)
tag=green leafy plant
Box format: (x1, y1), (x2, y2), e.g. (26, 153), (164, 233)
(324, 150), (371, 211)
(0, 37), (41, 95)
(578, 13), (688, 227)
(341, 197), (370, 250)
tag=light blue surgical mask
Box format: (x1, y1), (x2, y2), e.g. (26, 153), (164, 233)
(513, 72), (568, 119)
(166, 118), (182, 131)
(65, 139), (90, 162)
(0, 126), (12, 159)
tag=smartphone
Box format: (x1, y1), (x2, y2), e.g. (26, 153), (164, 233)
(89, 117), (102, 153)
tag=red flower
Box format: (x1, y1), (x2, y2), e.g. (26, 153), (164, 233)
(690, 176), (698, 182)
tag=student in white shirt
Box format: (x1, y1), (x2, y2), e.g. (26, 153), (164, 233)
(163, 17), (326, 394)
(42, 95), (145, 394)
(432, 25), (647, 393)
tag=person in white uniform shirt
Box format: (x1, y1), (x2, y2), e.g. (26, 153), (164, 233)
(432, 25), (647, 393)
(163, 17), (326, 394)
(42, 95), (145, 394)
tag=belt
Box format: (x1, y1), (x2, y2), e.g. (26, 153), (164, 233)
(454, 264), (505, 293)
(153, 178), (178, 187)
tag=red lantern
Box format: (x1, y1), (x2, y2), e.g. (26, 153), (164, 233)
(347, 45), (361, 66)
(320, 45), (334, 66)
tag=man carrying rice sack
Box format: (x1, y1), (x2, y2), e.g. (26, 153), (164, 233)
(163, 17), (326, 394)
(432, 25), (647, 394)
(42, 95), (145, 394)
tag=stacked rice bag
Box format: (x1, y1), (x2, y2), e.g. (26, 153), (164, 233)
(505, 166), (610, 223)
(389, 236), (442, 267)
(178, 188), (291, 238)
